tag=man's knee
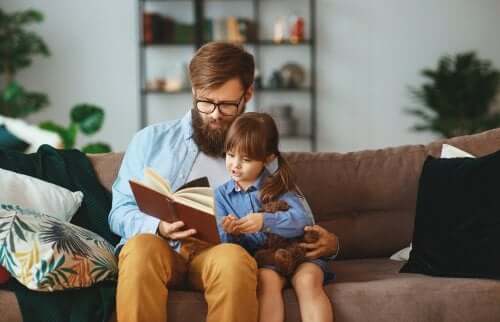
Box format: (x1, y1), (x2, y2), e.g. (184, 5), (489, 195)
(213, 243), (256, 269)
(205, 243), (257, 281)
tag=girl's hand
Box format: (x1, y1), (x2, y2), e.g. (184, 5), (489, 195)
(235, 213), (264, 233)
(221, 214), (241, 235)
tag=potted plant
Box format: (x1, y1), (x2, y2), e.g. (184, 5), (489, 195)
(408, 52), (500, 138)
(0, 8), (50, 118)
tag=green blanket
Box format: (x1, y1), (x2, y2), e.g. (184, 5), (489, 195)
(0, 145), (120, 322)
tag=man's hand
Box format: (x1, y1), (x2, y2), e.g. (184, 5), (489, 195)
(236, 213), (264, 233)
(299, 225), (339, 260)
(221, 214), (241, 235)
(157, 220), (196, 240)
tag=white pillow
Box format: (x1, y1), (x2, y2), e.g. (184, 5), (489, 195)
(440, 144), (475, 158)
(390, 144), (475, 261)
(0, 167), (83, 222)
(0, 115), (63, 153)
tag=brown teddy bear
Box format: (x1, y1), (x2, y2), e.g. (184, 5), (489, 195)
(254, 199), (319, 277)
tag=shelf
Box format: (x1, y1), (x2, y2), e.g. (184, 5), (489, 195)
(138, 0), (317, 151)
(141, 39), (312, 47)
(141, 41), (194, 47)
(247, 40), (312, 46)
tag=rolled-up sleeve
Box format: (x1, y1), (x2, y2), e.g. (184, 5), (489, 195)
(109, 129), (160, 239)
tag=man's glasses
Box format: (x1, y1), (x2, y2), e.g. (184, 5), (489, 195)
(194, 92), (245, 116)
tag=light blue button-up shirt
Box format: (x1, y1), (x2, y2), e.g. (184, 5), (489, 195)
(109, 112), (199, 250)
(214, 170), (314, 254)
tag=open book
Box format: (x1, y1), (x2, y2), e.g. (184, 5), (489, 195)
(129, 167), (220, 244)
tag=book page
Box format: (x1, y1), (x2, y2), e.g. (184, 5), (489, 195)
(144, 167), (173, 197)
(175, 191), (214, 209)
(174, 195), (214, 215)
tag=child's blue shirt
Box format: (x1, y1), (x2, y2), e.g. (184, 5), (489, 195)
(214, 169), (314, 253)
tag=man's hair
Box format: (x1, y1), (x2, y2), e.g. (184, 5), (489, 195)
(189, 42), (255, 91)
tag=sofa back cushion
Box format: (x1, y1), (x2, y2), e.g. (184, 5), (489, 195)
(89, 128), (500, 259)
(286, 128), (500, 259)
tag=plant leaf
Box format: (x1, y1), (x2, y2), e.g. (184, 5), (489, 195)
(82, 142), (112, 154)
(70, 104), (105, 135)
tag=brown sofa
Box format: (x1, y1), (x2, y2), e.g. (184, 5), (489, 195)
(2, 128), (500, 322)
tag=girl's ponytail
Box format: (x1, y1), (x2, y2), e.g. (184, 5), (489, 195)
(260, 153), (297, 204)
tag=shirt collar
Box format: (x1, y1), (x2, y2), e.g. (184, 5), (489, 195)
(227, 169), (270, 193)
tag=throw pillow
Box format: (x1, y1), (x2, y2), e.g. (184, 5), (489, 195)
(400, 149), (500, 278)
(0, 167), (83, 222)
(0, 204), (117, 291)
(390, 144), (475, 261)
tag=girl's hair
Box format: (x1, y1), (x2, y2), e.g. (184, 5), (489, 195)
(189, 42), (255, 92)
(225, 112), (297, 204)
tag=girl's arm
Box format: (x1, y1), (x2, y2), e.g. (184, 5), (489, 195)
(261, 192), (314, 238)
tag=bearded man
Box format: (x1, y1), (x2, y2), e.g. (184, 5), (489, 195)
(109, 42), (339, 322)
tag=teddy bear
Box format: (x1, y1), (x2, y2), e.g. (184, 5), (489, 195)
(254, 199), (319, 277)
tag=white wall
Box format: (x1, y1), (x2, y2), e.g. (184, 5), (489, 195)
(318, 0), (500, 152)
(3, 0), (500, 152)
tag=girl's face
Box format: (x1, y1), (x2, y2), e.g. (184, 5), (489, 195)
(226, 150), (265, 189)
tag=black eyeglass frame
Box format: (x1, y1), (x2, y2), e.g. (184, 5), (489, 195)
(193, 92), (246, 116)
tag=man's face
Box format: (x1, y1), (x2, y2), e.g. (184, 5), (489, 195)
(191, 78), (253, 157)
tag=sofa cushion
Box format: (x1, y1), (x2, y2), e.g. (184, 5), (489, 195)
(0, 204), (117, 291)
(164, 259), (500, 322)
(402, 149), (500, 279)
(0, 167), (83, 222)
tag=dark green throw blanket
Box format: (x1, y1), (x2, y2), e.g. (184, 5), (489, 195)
(0, 145), (120, 322)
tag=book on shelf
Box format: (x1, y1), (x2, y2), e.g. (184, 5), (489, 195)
(129, 167), (220, 244)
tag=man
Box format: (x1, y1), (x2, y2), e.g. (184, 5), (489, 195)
(109, 42), (339, 322)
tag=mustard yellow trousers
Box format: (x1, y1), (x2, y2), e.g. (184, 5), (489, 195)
(116, 234), (258, 322)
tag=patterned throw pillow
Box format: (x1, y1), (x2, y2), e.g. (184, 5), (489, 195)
(0, 204), (117, 291)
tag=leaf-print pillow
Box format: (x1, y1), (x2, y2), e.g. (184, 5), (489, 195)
(0, 204), (117, 291)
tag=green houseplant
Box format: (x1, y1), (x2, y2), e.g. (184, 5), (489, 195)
(408, 52), (500, 138)
(0, 8), (50, 118)
(40, 104), (112, 154)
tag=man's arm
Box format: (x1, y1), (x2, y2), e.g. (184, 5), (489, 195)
(299, 225), (340, 260)
(109, 129), (160, 238)
(109, 128), (195, 241)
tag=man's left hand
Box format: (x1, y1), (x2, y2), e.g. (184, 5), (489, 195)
(299, 225), (339, 259)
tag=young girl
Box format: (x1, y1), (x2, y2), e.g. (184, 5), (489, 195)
(214, 112), (334, 322)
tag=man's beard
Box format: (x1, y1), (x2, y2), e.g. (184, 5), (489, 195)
(191, 109), (231, 158)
